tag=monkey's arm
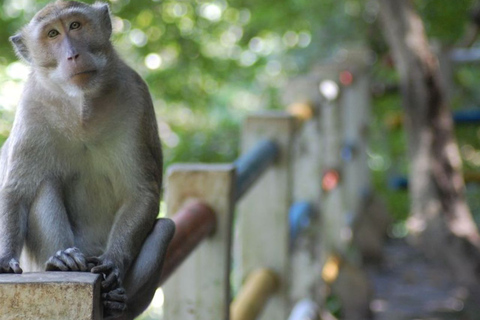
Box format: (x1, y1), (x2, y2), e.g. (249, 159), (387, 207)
(90, 187), (160, 288)
(90, 75), (165, 289)
(0, 189), (26, 273)
(0, 147), (28, 276)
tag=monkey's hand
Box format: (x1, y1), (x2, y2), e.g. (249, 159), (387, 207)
(88, 257), (127, 317)
(45, 247), (90, 272)
(0, 257), (22, 273)
(88, 256), (123, 291)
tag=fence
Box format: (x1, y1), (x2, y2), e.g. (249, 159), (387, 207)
(0, 52), (380, 320)
(163, 51), (376, 320)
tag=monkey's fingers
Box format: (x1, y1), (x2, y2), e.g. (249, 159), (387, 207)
(102, 287), (127, 302)
(64, 247), (88, 271)
(89, 259), (121, 291)
(102, 287), (127, 317)
(90, 262), (113, 274)
(86, 256), (100, 270)
(102, 270), (120, 291)
(45, 256), (69, 271)
(45, 249), (82, 271)
(9, 259), (23, 274)
(57, 250), (80, 271)
(103, 288), (127, 315)
(0, 258), (23, 274)
(86, 256), (101, 265)
(103, 300), (127, 317)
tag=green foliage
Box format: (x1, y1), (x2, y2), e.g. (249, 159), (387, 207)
(0, 0), (373, 169)
(1, 0), (480, 224)
(325, 293), (343, 318)
(370, 81), (410, 222)
(416, 0), (474, 44)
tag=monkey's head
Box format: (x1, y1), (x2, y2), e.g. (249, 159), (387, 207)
(10, 1), (114, 96)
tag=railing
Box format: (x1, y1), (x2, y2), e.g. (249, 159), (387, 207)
(162, 56), (375, 319)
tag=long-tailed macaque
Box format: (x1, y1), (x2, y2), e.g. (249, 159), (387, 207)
(0, 1), (175, 319)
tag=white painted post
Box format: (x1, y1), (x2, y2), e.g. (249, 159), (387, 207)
(163, 164), (235, 320)
(340, 66), (371, 217)
(321, 86), (349, 252)
(288, 106), (327, 304)
(235, 111), (295, 320)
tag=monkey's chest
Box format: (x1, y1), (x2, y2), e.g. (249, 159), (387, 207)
(61, 145), (134, 253)
(61, 174), (121, 255)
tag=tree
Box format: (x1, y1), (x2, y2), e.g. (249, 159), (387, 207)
(379, 0), (480, 285)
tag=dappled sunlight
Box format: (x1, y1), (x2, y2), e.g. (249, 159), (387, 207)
(158, 120), (180, 148)
(199, 2), (223, 22)
(129, 29), (148, 47)
(145, 53), (162, 70)
(2, 0), (36, 18)
(0, 80), (23, 112)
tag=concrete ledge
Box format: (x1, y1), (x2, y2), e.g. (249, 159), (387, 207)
(0, 272), (102, 320)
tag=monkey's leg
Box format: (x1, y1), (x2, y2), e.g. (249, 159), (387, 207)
(117, 218), (175, 319)
(24, 179), (82, 271)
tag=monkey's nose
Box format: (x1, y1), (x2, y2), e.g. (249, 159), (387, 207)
(68, 53), (80, 61)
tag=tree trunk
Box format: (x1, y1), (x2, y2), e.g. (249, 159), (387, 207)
(379, 0), (480, 285)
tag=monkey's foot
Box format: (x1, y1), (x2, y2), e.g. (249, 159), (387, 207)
(0, 257), (22, 273)
(103, 287), (127, 318)
(45, 247), (90, 271)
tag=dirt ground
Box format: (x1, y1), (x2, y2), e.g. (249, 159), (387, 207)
(367, 239), (480, 320)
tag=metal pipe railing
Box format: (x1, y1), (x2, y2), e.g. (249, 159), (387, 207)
(159, 200), (216, 285)
(289, 202), (315, 243)
(234, 139), (280, 201)
(230, 268), (279, 320)
(450, 48), (480, 63)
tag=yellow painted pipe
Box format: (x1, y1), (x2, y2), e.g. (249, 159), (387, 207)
(322, 255), (341, 284)
(230, 268), (279, 320)
(287, 102), (315, 121)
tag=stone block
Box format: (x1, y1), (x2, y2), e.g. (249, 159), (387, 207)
(0, 272), (102, 320)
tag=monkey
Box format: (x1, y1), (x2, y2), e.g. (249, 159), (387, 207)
(0, 1), (175, 319)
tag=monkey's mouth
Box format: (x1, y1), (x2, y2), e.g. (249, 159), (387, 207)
(71, 70), (97, 86)
(72, 70), (97, 78)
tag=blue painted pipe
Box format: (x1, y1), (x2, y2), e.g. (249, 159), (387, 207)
(234, 139), (280, 201)
(450, 48), (480, 64)
(452, 109), (480, 124)
(388, 175), (409, 190)
(289, 202), (314, 242)
(341, 141), (357, 162)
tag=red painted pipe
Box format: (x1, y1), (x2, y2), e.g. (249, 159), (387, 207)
(159, 199), (217, 285)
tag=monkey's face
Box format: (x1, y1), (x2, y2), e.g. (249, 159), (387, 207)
(10, 1), (113, 96)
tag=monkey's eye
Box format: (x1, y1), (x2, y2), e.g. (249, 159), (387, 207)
(48, 29), (60, 38)
(70, 22), (81, 30)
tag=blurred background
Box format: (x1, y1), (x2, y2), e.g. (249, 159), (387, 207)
(2, 0), (479, 237)
(2, 0), (480, 319)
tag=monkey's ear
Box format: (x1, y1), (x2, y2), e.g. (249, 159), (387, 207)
(93, 2), (112, 38)
(10, 33), (31, 64)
